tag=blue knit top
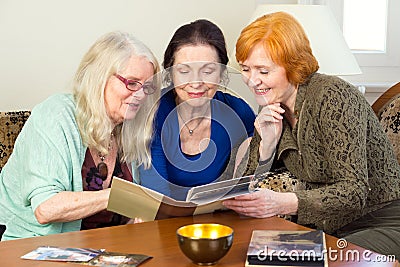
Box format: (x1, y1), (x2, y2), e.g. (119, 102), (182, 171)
(139, 89), (255, 200)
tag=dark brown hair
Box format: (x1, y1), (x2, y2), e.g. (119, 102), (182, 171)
(163, 19), (228, 69)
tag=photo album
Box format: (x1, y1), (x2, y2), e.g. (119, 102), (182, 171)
(107, 175), (253, 221)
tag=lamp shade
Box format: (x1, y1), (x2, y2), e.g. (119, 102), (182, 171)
(230, 4), (362, 76)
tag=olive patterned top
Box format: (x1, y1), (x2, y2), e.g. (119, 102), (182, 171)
(241, 73), (400, 234)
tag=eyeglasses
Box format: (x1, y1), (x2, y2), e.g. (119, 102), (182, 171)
(114, 74), (156, 95)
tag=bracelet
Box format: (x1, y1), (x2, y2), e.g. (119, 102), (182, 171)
(259, 153), (274, 166)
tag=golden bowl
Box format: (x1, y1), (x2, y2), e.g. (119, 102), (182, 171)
(176, 223), (234, 265)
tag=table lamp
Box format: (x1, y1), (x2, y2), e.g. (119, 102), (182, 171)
(230, 4), (362, 76)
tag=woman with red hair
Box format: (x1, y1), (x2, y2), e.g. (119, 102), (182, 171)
(223, 11), (400, 259)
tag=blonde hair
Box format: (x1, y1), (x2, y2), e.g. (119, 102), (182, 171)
(73, 31), (160, 168)
(236, 12), (319, 85)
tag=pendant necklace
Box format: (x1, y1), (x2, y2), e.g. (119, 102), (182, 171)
(97, 133), (114, 179)
(177, 104), (210, 136)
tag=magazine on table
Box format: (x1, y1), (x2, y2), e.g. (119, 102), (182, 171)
(21, 246), (152, 266)
(245, 230), (327, 267)
(107, 175), (253, 221)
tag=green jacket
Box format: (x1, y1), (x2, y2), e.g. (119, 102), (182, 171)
(0, 94), (86, 240)
(279, 73), (400, 233)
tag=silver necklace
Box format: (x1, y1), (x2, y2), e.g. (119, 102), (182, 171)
(177, 105), (210, 136)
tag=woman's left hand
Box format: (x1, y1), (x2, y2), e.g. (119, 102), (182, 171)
(222, 189), (298, 218)
(255, 104), (284, 161)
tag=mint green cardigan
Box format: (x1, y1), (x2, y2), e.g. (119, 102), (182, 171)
(0, 94), (87, 240)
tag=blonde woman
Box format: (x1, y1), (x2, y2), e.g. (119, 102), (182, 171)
(0, 31), (160, 240)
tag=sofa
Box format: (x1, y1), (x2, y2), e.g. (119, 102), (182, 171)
(0, 111), (31, 172)
(0, 110), (31, 239)
(372, 82), (400, 163)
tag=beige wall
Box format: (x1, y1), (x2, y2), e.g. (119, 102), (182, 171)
(1, 0), (398, 111)
(0, 0), (257, 111)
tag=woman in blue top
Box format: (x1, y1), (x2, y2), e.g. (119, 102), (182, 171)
(140, 19), (256, 199)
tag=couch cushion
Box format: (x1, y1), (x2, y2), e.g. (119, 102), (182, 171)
(0, 111), (31, 171)
(379, 96), (400, 163)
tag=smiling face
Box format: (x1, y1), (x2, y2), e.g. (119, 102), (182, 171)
(171, 45), (221, 107)
(239, 42), (297, 108)
(104, 54), (154, 125)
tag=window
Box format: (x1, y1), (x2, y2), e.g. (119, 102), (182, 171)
(327, 0), (400, 67)
(343, 0), (387, 52)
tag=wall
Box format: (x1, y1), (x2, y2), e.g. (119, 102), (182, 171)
(325, 0), (400, 105)
(1, 0), (398, 111)
(0, 0), (256, 111)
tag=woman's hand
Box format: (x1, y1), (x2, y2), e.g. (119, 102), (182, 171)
(222, 189), (298, 218)
(255, 103), (284, 161)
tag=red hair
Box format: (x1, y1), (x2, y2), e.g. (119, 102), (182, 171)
(236, 12), (319, 85)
